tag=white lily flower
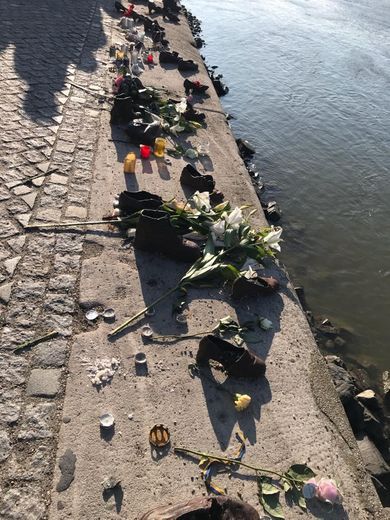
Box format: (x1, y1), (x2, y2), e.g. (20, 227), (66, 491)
(210, 219), (226, 246)
(263, 227), (282, 252)
(243, 265), (257, 279)
(224, 207), (243, 230)
(192, 191), (211, 213)
(259, 317), (273, 330)
(176, 98), (188, 114)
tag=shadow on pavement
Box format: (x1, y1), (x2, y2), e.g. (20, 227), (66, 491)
(0, 0), (113, 122)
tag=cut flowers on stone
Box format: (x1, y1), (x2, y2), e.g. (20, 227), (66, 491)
(174, 436), (337, 519)
(110, 199), (282, 336)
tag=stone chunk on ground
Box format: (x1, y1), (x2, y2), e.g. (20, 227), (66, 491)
(56, 449), (77, 492)
(26, 368), (61, 397)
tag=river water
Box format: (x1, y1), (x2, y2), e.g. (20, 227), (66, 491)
(184, 0), (390, 370)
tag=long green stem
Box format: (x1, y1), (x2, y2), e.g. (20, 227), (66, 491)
(152, 328), (216, 341)
(13, 331), (58, 352)
(174, 447), (288, 482)
(24, 219), (122, 230)
(109, 285), (180, 337)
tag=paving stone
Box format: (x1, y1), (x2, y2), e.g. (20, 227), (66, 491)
(56, 141), (76, 154)
(49, 274), (77, 291)
(70, 96), (86, 104)
(4, 256), (21, 276)
(44, 314), (73, 336)
(31, 176), (45, 187)
(0, 353), (28, 384)
(0, 429), (11, 462)
(21, 192), (38, 208)
(50, 173), (68, 185)
(7, 196), (30, 214)
(8, 444), (52, 481)
(0, 221), (19, 238)
(12, 184), (32, 196)
(18, 402), (56, 440)
(0, 486), (46, 519)
(26, 369), (61, 397)
(43, 183), (68, 197)
(13, 280), (45, 301)
(65, 205), (87, 219)
(0, 282), (13, 304)
(35, 208), (62, 222)
(55, 234), (83, 254)
(36, 160), (51, 173)
(53, 254), (80, 273)
(0, 186), (11, 201)
(7, 235), (26, 253)
(32, 339), (68, 367)
(0, 388), (22, 424)
(0, 244), (11, 261)
(44, 293), (75, 314)
(15, 213), (31, 227)
(0, 327), (36, 350)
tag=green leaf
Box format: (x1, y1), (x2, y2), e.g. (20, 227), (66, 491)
(282, 479), (292, 492)
(286, 488), (307, 511)
(220, 264), (240, 281)
(258, 476), (280, 495)
(203, 235), (215, 256)
(258, 479), (284, 519)
(286, 464), (315, 483)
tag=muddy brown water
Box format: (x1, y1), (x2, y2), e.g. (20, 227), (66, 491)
(184, 0), (390, 375)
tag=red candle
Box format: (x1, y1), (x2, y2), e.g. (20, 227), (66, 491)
(140, 145), (151, 159)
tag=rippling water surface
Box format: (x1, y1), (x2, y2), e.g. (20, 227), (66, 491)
(185, 0), (390, 368)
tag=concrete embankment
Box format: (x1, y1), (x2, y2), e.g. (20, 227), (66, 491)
(48, 2), (387, 518)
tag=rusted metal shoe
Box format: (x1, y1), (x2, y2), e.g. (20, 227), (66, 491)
(140, 495), (261, 519)
(134, 209), (201, 262)
(232, 275), (279, 299)
(196, 335), (266, 378)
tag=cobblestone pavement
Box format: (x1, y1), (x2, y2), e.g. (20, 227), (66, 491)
(0, 1), (113, 517)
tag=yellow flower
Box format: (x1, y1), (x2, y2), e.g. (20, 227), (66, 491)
(234, 394), (251, 412)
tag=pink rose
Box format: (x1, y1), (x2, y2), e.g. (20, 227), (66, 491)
(302, 478), (342, 504)
(316, 478), (342, 504)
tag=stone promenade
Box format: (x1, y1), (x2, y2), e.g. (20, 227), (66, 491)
(0, 1), (388, 519)
(0, 1), (113, 517)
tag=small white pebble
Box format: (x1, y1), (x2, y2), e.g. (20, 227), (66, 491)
(128, 414), (134, 420)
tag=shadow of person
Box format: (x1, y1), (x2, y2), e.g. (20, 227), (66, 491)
(0, 0), (108, 122)
(196, 364), (272, 450)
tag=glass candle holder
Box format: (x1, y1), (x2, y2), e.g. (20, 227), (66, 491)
(154, 137), (166, 158)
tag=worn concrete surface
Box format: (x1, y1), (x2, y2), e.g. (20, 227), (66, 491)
(0, 0), (388, 519)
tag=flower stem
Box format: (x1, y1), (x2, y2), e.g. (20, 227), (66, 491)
(13, 331), (59, 352)
(152, 328), (217, 341)
(109, 285), (180, 337)
(174, 447), (289, 482)
(25, 219), (122, 230)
